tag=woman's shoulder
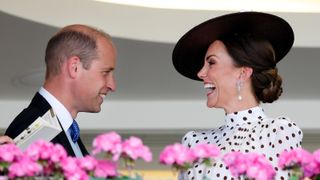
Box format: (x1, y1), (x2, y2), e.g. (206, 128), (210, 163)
(260, 116), (303, 144)
(181, 126), (225, 148)
(262, 116), (302, 131)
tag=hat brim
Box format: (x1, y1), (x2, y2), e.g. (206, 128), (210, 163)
(172, 12), (294, 81)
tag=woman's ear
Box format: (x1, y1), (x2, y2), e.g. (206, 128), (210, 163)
(239, 67), (253, 81)
(67, 56), (81, 79)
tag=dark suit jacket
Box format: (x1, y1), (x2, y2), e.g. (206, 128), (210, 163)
(5, 92), (89, 156)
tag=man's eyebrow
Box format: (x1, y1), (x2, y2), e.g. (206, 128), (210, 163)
(102, 67), (115, 70)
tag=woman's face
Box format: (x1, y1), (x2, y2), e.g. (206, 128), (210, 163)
(197, 40), (242, 109)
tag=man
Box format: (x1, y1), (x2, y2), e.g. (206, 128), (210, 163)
(5, 24), (117, 157)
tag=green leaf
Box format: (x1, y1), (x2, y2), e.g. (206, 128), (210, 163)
(290, 175), (299, 180)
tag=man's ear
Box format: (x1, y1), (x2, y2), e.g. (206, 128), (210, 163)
(239, 66), (253, 81)
(67, 56), (81, 79)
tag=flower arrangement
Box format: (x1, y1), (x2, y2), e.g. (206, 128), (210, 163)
(159, 143), (320, 180)
(0, 131), (152, 180)
(159, 143), (277, 180)
(159, 143), (220, 179)
(278, 148), (320, 180)
(223, 151), (276, 180)
(2, 133), (320, 180)
(92, 131), (152, 179)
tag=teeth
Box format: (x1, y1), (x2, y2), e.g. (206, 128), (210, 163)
(204, 84), (215, 90)
(100, 94), (106, 98)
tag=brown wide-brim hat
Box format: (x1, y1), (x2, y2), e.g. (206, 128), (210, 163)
(172, 11), (294, 81)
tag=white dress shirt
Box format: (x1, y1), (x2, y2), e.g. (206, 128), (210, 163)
(39, 87), (83, 157)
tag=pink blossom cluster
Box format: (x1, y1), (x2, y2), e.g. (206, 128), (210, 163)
(159, 143), (220, 170)
(0, 143), (22, 163)
(8, 156), (42, 178)
(278, 148), (320, 178)
(0, 141), (63, 179)
(223, 151), (276, 180)
(0, 143), (42, 178)
(122, 136), (152, 163)
(61, 156), (117, 179)
(0, 140), (119, 179)
(0, 143), (27, 177)
(0, 132), (153, 179)
(24, 140), (67, 176)
(92, 131), (122, 161)
(92, 131), (152, 164)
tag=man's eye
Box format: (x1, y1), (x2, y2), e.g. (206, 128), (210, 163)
(102, 71), (110, 75)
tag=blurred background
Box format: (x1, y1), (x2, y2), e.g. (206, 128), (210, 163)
(1, 0), (320, 177)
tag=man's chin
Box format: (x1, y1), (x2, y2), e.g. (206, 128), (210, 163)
(87, 107), (101, 113)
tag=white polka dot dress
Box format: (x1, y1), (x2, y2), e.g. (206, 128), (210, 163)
(179, 106), (303, 180)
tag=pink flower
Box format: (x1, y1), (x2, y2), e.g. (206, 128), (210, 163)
(279, 148), (320, 178)
(24, 140), (67, 176)
(91, 132), (153, 179)
(159, 143), (195, 167)
(50, 143), (68, 163)
(25, 140), (67, 162)
(191, 143), (220, 159)
(0, 143), (22, 162)
(303, 160), (319, 178)
(94, 160), (118, 178)
(223, 152), (275, 180)
(64, 168), (88, 180)
(8, 156), (42, 179)
(278, 148), (313, 168)
(92, 131), (123, 161)
(78, 155), (98, 172)
(223, 152), (247, 176)
(0, 132), (154, 179)
(122, 136), (152, 162)
(60, 157), (79, 174)
(311, 149), (320, 176)
(61, 157), (89, 180)
(313, 149), (320, 164)
(246, 155), (275, 180)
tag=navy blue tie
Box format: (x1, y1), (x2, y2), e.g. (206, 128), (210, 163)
(69, 120), (80, 143)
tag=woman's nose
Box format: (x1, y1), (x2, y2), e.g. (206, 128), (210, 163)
(197, 65), (207, 80)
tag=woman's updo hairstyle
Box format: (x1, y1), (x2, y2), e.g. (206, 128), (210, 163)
(220, 33), (283, 103)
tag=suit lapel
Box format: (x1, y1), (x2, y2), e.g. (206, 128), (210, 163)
(31, 92), (52, 115)
(77, 138), (89, 156)
(52, 132), (76, 157)
(35, 92), (88, 157)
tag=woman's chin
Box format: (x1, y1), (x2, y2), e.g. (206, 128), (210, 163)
(206, 101), (217, 108)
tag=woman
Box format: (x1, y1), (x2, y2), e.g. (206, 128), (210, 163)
(172, 12), (303, 179)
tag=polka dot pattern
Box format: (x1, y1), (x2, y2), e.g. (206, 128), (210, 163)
(179, 106), (303, 180)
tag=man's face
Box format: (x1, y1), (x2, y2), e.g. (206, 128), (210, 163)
(74, 38), (116, 113)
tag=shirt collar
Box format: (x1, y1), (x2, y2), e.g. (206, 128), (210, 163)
(39, 87), (73, 131)
(225, 106), (267, 126)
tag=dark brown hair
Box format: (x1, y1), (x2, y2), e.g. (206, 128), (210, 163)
(220, 33), (283, 103)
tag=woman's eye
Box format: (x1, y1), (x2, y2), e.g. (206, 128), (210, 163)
(208, 60), (215, 65)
